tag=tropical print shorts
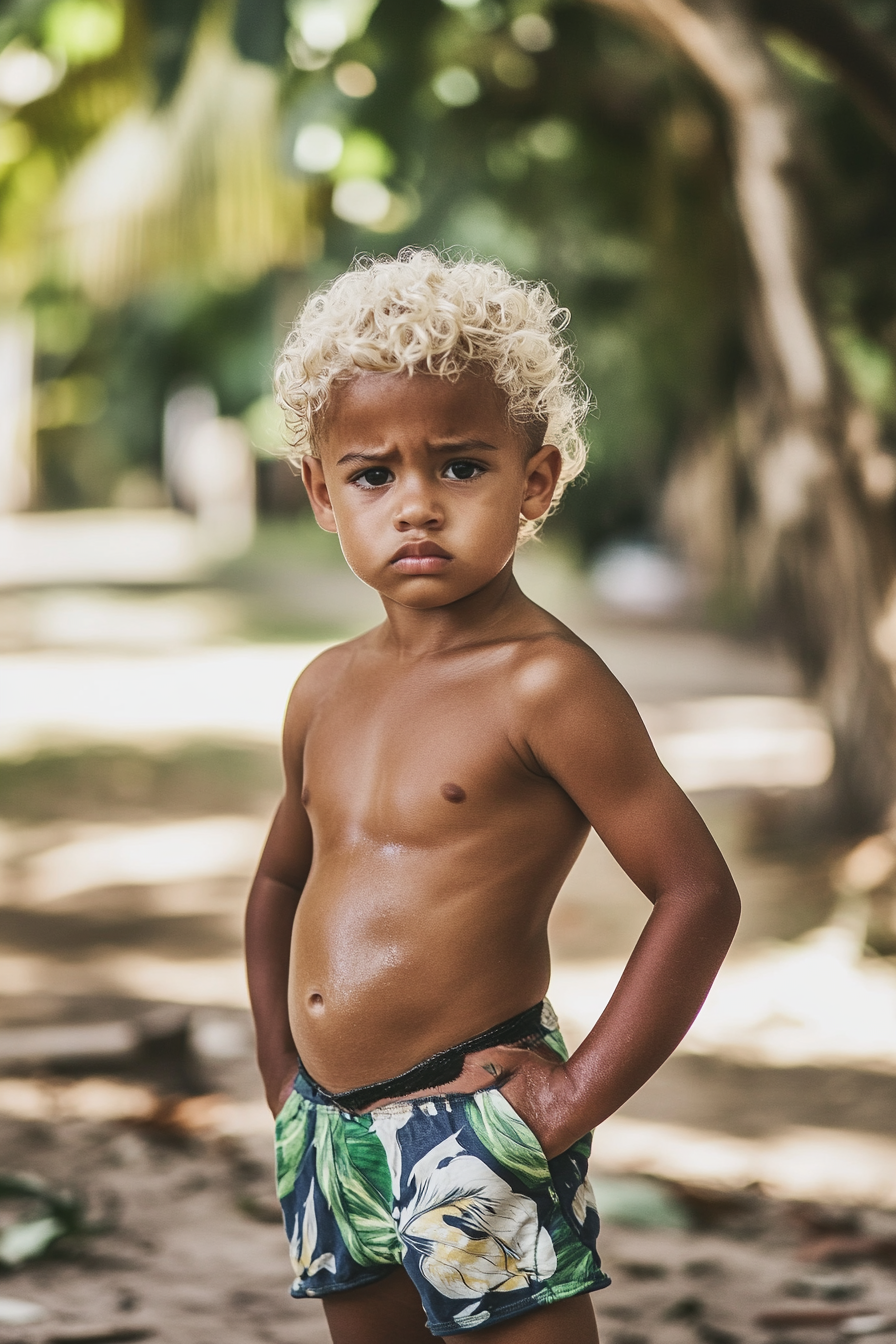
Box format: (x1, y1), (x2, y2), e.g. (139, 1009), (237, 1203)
(275, 1003), (610, 1335)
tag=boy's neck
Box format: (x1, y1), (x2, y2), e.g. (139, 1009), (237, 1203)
(377, 560), (529, 658)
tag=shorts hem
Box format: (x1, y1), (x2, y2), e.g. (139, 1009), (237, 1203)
(426, 1271), (612, 1335)
(289, 1266), (398, 1300)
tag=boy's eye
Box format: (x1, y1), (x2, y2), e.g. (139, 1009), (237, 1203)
(444, 460), (483, 481)
(354, 467), (393, 489)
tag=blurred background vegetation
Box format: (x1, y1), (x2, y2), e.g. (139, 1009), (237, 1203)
(4, 0), (896, 824)
(2, 0), (892, 544)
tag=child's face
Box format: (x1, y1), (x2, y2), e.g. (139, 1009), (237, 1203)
(302, 370), (562, 609)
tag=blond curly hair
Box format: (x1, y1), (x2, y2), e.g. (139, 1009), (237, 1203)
(274, 249), (589, 539)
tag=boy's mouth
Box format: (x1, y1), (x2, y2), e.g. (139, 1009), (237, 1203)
(391, 541), (453, 574)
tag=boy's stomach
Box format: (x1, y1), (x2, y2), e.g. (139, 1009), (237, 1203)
(286, 857), (559, 1094)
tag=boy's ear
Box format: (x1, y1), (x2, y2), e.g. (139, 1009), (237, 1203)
(302, 457), (339, 534)
(521, 444), (563, 522)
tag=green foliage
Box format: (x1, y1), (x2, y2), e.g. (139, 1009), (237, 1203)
(334, 126), (394, 180)
(832, 325), (896, 412)
(41, 0), (125, 66)
(6, 0), (896, 551)
(233, 0), (288, 66)
(33, 272), (280, 506)
(795, 74), (896, 422)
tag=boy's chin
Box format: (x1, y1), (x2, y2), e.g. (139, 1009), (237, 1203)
(377, 580), (470, 609)
(379, 572), (511, 609)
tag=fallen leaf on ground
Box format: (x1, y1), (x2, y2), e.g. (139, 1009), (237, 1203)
(665, 1296), (704, 1321)
(617, 1261), (667, 1279)
(788, 1205), (862, 1239)
(697, 1324), (740, 1344)
(0, 1172), (89, 1266)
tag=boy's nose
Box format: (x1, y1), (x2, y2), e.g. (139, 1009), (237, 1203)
(392, 479), (443, 530)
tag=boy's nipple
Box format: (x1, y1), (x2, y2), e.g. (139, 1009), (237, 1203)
(440, 782), (467, 804)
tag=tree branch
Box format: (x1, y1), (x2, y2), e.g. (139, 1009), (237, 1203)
(749, 0), (896, 153)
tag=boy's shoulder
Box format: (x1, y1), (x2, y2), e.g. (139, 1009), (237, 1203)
(452, 607), (641, 767)
(500, 610), (654, 789)
(500, 607), (625, 701)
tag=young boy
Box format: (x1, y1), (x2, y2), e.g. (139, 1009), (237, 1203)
(246, 250), (740, 1343)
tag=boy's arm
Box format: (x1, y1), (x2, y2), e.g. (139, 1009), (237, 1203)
(245, 684), (314, 1115)
(502, 645), (741, 1158)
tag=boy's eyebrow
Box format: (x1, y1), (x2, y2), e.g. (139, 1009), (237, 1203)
(336, 439), (498, 466)
(336, 450), (391, 466)
(430, 439), (499, 453)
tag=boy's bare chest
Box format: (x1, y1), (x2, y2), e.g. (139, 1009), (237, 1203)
(302, 665), (534, 841)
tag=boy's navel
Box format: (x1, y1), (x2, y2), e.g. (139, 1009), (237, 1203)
(440, 782), (467, 803)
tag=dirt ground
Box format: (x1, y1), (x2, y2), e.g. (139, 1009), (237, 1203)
(2, 1101), (896, 1344)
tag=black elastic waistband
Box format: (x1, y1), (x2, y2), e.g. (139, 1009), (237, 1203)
(301, 1000), (545, 1111)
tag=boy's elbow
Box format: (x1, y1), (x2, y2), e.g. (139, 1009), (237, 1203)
(707, 873), (741, 939)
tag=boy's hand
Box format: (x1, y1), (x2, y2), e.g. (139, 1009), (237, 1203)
(464, 1045), (581, 1160)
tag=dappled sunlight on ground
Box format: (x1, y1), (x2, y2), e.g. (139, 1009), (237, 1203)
(551, 924), (896, 1074)
(19, 815), (268, 903)
(1, 587), (239, 650)
(1, 518), (895, 1219)
(593, 1118), (896, 1208)
(0, 643), (325, 754)
(643, 697), (833, 792)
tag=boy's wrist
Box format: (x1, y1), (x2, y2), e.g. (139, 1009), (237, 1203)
(542, 1055), (604, 1145)
(258, 1051), (299, 1115)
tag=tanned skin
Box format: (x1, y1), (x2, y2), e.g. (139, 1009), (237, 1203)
(245, 369), (741, 1343)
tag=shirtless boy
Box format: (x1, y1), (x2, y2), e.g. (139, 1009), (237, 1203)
(245, 250), (740, 1342)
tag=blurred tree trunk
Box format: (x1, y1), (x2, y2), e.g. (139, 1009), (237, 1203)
(584, 0), (896, 833)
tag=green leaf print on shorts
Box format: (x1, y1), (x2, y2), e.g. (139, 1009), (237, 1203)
(312, 1107), (399, 1267)
(467, 1089), (552, 1188)
(275, 1089), (311, 1200)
